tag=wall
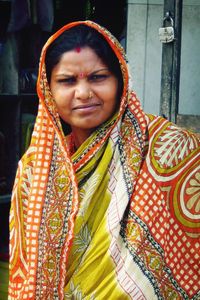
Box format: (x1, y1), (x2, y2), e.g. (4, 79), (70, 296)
(127, 0), (200, 116)
(179, 1), (200, 115)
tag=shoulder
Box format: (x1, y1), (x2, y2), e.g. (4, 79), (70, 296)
(145, 114), (200, 171)
(143, 114), (200, 237)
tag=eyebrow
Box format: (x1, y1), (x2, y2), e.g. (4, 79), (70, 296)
(54, 68), (110, 78)
(91, 68), (110, 74)
(89, 68), (111, 76)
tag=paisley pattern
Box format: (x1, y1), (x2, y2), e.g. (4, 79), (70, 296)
(8, 21), (200, 300)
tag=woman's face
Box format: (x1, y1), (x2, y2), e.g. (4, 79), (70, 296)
(50, 47), (119, 143)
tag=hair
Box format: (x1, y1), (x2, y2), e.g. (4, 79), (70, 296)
(45, 24), (123, 98)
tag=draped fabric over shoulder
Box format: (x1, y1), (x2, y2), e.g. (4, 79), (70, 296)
(9, 21), (200, 300)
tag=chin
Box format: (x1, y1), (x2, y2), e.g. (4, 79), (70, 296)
(76, 120), (103, 130)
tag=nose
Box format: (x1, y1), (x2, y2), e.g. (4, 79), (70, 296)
(75, 81), (91, 100)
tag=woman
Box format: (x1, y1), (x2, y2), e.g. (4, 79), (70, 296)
(9, 21), (200, 299)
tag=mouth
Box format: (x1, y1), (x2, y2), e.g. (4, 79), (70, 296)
(72, 103), (101, 111)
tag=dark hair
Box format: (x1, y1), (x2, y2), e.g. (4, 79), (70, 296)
(45, 24), (123, 97)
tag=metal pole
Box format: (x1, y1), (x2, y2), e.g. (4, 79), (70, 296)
(171, 0), (182, 123)
(160, 0), (183, 122)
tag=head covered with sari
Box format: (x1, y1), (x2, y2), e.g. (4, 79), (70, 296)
(9, 21), (200, 299)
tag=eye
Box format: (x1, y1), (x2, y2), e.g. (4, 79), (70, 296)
(58, 77), (76, 85)
(89, 74), (109, 82)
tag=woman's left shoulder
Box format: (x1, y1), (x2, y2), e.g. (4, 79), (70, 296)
(146, 113), (200, 161)
(144, 114), (200, 188)
(143, 114), (200, 238)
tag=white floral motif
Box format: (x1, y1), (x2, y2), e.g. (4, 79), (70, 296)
(65, 280), (95, 299)
(78, 174), (101, 217)
(74, 224), (91, 254)
(155, 127), (195, 167)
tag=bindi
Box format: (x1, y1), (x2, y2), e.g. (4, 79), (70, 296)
(78, 72), (87, 79)
(75, 47), (81, 53)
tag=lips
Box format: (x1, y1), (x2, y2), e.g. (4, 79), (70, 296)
(72, 103), (101, 110)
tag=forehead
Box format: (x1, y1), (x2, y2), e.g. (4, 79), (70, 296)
(51, 47), (107, 75)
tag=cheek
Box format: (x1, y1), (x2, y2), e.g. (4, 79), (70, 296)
(96, 81), (118, 100)
(108, 79), (118, 96)
(104, 83), (118, 106)
(52, 89), (71, 108)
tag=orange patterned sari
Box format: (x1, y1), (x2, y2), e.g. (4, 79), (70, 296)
(9, 21), (200, 299)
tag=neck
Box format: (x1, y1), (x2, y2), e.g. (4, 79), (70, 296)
(71, 128), (93, 149)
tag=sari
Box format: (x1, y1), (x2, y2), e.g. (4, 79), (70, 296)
(8, 21), (200, 299)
